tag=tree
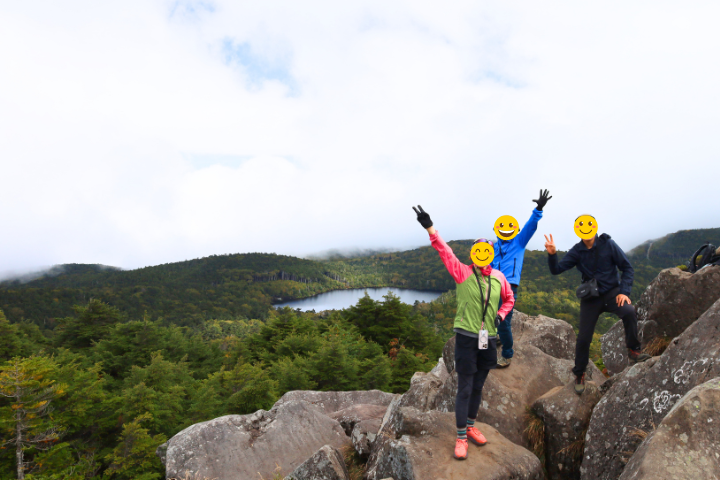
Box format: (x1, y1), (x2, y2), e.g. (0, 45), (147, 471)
(0, 309), (22, 361)
(103, 413), (166, 480)
(53, 300), (123, 350)
(0, 356), (66, 480)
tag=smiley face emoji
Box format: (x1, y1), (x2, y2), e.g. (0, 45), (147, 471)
(574, 214), (598, 240)
(470, 239), (495, 267)
(494, 215), (519, 241)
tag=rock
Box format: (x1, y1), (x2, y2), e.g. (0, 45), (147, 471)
(163, 400), (350, 480)
(532, 380), (603, 480)
(351, 417), (383, 458)
(385, 336), (604, 449)
(581, 298), (720, 480)
(618, 377), (720, 480)
(602, 266), (720, 375)
(512, 310), (577, 360)
(285, 444), (349, 480)
(274, 389), (396, 415)
(366, 407), (544, 480)
(330, 404), (389, 436)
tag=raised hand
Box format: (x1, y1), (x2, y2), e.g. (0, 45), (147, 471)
(532, 189), (552, 211)
(412, 205), (433, 229)
(544, 234), (557, 255)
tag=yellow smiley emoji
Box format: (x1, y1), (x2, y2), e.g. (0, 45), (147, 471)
(494, 215), (519, 241)
(574, 214), (598, 240)
(470, 240), (495, 267)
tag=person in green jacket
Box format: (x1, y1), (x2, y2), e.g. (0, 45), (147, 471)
(413, 206), (515, 460)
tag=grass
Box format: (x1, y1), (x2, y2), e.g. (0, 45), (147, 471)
(341, 444), (366, 480)
(643, 336), (671, 357)
(523, 406), (545, 458)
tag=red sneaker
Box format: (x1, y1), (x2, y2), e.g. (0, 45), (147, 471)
(467, 426), (487, 446)
(453, 438), (468, 460)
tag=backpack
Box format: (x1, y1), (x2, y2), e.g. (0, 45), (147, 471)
(688, 243), (720, 273)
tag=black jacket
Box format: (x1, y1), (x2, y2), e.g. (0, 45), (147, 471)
(548, 233), (634, 296)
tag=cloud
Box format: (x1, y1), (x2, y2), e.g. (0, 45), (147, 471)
(0, 1), (719, 273)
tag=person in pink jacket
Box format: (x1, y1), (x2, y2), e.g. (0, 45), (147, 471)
(413, 205), (515, 460)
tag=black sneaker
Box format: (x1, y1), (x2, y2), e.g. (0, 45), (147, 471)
(574, 373), (585, 395)
(629, 349), (651, 364)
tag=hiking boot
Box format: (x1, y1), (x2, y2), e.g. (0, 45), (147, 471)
(629, 349), (651, 364)
(467, 426), (487, 446)
(453, 438), (468, 460)
(497, 356), (511, 368)
(574, 373), (586, 395)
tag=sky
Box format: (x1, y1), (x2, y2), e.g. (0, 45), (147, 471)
(1, 1), (719, 277)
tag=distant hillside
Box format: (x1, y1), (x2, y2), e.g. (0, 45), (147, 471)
(627, 228), (720, 269)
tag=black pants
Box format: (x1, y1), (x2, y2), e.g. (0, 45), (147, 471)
(454, 334), (496, 429)
(574, 286), (641, 377)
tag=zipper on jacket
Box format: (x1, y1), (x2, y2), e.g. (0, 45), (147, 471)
(512, 258), (516, 277)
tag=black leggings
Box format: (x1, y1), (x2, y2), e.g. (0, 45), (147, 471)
(574, 286), (641, 377)
(455, 369), (490, 429)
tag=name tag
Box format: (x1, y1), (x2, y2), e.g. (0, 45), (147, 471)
(478, 330), (489, 350)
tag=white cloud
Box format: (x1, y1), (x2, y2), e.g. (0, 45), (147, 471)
(1, 0), (719, 275)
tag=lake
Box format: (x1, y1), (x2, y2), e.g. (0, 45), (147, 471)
(274, 287), (443, 311)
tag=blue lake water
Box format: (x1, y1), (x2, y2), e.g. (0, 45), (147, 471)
(274, 287), (443, 312)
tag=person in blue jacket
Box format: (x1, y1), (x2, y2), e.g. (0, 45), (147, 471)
(491, 189), (552, 368)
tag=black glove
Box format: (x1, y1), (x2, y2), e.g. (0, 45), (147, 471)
(495, 314), (502, 329)
(532, 189), (552, 211)
(412, 205), (433, 229)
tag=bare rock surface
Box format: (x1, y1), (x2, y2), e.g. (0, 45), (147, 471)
(511, 310), (577, 360)
(275, 389), (396, 415)
(602, 266), (720, 375)
(285, 444), (350, 480)
(352, 417), (383, 458)
(387, 334), (603, 448)
(533, 380), (603, 480)
(618, 376), (720, 480)
(330, 404), (389, 436)
(581, 298), (720, 480)
(163, 400), (350, 480)
(366, 407), (544, 480)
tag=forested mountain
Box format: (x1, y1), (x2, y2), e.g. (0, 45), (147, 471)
(627, 227), (720, 269)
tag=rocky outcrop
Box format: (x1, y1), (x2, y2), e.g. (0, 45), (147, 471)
(602, 266), (720, 375)
(366, 407), (544, 480)
(328, 404), (388, 458)
(285, 445), (350, 480)
(511, 310), (577, 360)
(618, 376), (720, 480)
(163, 390), (394, 479)
(386, 334), (603, 449)
(532, 380), (603, 480)
(581, 297), (720, 480)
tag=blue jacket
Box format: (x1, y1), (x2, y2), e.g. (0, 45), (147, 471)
(548, 233), (634, 296)
(491, 208), (543, 285)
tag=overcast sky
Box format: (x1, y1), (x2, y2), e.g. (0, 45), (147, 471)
(1, 1), (719, 276)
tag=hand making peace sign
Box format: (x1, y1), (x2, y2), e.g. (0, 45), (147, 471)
(544, 234), (557, 255)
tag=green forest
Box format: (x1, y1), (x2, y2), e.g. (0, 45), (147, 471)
(0, 226), (717, 478)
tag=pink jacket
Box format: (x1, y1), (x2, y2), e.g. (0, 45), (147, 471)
(430, 231), (515, 320)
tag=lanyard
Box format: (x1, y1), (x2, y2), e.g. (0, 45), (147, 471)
(473, 268), (492, 329)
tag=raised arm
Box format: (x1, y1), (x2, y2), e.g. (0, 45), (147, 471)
(413, 205), (470, 284)
(545, 234), (578, 275)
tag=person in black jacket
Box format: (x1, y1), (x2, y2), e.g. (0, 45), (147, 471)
(543, 224), (650, 394)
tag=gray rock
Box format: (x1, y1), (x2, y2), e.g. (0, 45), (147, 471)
(285, 444), (349, 480)
(512, 310), (577, 360)
(275, 389), (396, 415)
(330, 404), (389, 436)
(351, 417), (382, 458)
(533, 380), (603, 480)
(164, 400), (350, 480)
(366, 407), (543, 480)
(384, 336), (604, 448)
(618, 377), (720, 480)
(581, 298), (720, 480)
(602, 266), (720, 375)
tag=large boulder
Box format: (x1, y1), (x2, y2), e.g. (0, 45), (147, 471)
(602, 266), (720, 375)
(532, 380), (603, 480)
(285, 444), (350, 480)
(581, 297), (720, 480)
(274, 389), (396, 415)
(328, 404), (388, 458)
(163, 400), (350, 480)
(366, 406), (544, 480)
(511, 310), (577, 360)
(618, 376), (720, 480)
(386, 335), (603, 448)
